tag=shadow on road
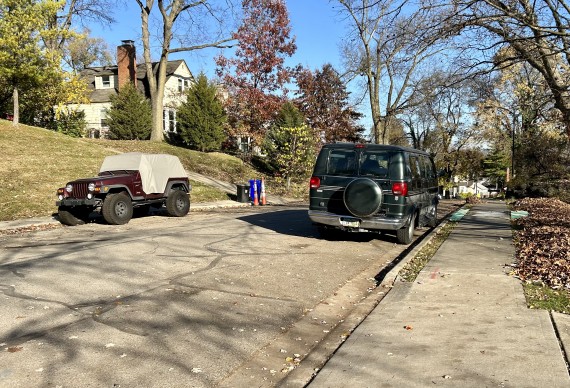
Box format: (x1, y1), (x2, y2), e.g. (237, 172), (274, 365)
(238, 208), (401, 243)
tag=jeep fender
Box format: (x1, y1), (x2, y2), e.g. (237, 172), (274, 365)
(165, 180), (191, 194)
(101, 185), (141, 200)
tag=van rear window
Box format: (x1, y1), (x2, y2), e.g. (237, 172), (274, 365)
(326, 150), (357, 175)
(360, 151), (391, 178)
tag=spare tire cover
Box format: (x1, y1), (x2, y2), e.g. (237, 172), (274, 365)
(343, 178), (383, 217)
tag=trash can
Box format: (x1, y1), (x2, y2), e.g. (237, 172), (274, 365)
(236, 184), (250, 203)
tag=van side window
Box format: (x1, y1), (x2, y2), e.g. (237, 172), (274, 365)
(409, 155), (421, 179)
(422, 156), (436, 180)
(409, 155), (422, 190)
(328, 150), (357, 175)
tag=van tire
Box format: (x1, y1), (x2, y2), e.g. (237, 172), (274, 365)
(344, 178), (382, 217)
(397, 212), (416, 245)
(429, 204), (438, 227)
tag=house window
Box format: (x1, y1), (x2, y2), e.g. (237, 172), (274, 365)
(178, 78), (183, 92)
(237, 136), (251, 153)
(184, 80), (190, 89)
(101, 75), (111, 88)
(100, 109), (109, 128)
(163, 109), (176, 132)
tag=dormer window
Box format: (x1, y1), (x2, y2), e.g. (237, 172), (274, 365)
(97, 75), (113, 89)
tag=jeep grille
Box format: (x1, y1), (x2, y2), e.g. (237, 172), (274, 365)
(70, 183), (89, 198)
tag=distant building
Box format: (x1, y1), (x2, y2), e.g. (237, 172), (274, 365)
(68, 40), (194, 138)
(453, 178), (490, 198)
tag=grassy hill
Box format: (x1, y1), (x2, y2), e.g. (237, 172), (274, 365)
(0, 120), (261, 221)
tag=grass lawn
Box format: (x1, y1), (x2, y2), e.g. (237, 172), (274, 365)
(0, 120), (262, 221)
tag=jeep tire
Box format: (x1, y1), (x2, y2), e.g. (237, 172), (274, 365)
(397, 212), (416, 245)
(102, 192), (133, 225)
(58, 206), (91, 226)
(166, 190), (190, 217)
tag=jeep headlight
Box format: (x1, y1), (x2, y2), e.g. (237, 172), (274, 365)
(65, 184), (73, 193)
(88, 182), (96, 192)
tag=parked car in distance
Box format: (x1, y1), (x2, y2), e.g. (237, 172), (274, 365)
(308, 143), (439, 244)
(56, 153), (191, 226)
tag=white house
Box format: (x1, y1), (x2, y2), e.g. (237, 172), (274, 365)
(452, 178), (490, 198)
(69, 40), (194, 138)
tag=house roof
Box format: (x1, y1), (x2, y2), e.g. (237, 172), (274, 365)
(81, 59), (191, 103)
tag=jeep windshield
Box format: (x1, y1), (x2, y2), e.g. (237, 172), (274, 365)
(99, 170), (138, 176)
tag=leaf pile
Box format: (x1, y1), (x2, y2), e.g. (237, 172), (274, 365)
(513, 198), (570, 289)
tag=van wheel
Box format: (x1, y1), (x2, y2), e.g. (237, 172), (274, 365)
(102, 192), (133, 225)
(397, 212), (416, 245)
(429, 204), (438, 227)
(344, 178), (382, 217)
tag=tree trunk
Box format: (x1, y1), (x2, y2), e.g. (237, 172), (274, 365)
(12, 87), (19, 126)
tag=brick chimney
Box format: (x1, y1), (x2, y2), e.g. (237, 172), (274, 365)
(117, 40), (137, 90)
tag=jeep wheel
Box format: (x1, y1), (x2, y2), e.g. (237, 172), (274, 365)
(343, 178), (382, 217)
(397, 212), (416, 245)
(58, 206), (91, 226)
(166, 190), (190, 217)
(102, 192), (133, 225)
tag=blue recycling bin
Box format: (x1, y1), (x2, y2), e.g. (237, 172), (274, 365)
(249, 179), (261, 203)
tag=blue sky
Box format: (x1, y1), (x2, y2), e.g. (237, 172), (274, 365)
(86, 1), (369, 129)
(88, 0), (348, 79)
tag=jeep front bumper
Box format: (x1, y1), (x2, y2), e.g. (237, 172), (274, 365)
(56, 198), (98, 207)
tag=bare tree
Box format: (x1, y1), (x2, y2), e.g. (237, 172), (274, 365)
(135, 0), (235, 141)
(44, 0), (117, 51)
(450, 0), (570, 139)
(336, 0), (450, 144)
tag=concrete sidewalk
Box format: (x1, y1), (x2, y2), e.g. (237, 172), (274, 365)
(310, 201), (570, 387)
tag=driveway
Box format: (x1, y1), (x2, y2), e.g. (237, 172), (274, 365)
(0, 203), (458, 387)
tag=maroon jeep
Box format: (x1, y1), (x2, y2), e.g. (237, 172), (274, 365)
(56, 153), (191, 226)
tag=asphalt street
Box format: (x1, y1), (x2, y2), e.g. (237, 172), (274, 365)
(0, 205), (419, 387)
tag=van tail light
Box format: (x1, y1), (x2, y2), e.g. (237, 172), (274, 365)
(392, 182), (408, 196)
(310, 176), (321, 189)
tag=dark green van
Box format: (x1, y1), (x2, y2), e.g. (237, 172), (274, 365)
(308, 143), (439, 244)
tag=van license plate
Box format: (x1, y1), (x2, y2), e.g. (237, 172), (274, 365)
(340, 219), (360, 228)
